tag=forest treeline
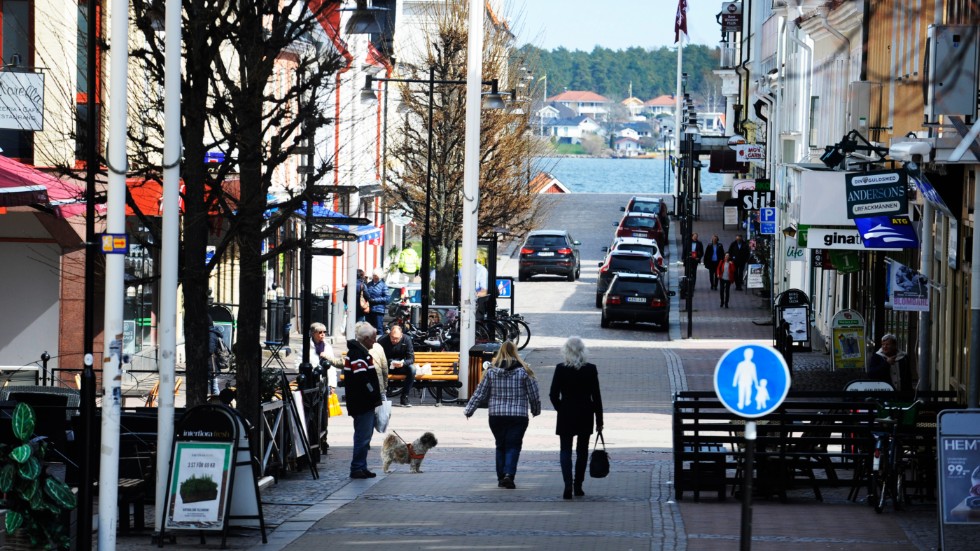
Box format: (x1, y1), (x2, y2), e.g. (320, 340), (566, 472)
(516, 44), (722, 107)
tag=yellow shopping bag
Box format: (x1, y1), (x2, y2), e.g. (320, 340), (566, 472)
(328, 392), (343, 417)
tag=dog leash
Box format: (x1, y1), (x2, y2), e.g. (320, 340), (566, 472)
(391, 430), (427, 460)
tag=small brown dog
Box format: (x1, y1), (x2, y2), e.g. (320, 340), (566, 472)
(380, 432), (438, 473)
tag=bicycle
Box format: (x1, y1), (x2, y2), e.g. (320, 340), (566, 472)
(865, 398), (922, 513)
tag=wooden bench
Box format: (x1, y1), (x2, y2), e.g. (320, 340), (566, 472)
(673, 390), (959, 503)
(389, 351), (461, 405)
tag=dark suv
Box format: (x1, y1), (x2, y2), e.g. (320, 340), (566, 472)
(600, 273), (671, 330)
(518, 230), (581, 281)
(595, 250), (658, 307)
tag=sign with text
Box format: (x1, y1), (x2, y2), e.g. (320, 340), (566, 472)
(737, 189), (774, 211)
(853, 215), (919, 249)
(937, 410), (980, 526)
(165, 442), (233, 530)
(831, 309), (866, 370)
(0, 71), (45, 131)
(759, 207), (776, 235)
(807, 227), (904, 250)
(721, 2), (743, 33)
(845, 170), (908, 218)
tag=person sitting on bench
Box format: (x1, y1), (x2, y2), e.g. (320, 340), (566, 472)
(378, 324), (417, 407)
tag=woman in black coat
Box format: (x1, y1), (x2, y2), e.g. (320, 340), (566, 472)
(549, 337), (604, 500)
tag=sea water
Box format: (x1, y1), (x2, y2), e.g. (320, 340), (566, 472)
(535, 156), (725, 195)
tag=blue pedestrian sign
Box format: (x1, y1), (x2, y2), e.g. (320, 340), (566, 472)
(760, 207), (776, 235)
(713, 344), (790, 418)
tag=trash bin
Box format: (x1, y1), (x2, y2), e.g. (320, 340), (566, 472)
(468, 343), (501, 397)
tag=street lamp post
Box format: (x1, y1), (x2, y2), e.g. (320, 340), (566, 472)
(362, 71), (506, 330)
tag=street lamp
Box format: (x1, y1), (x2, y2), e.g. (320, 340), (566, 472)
(362, 70), (507, 330)
(683, 120), (700, 339)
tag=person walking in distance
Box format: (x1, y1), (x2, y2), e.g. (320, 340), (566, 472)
(728, 234), (751, 291)
(716, 253), (736, 308)
(464, 341), (541, 489)
(364, 268), (390, 336)
(703, 234), (724, 290)
(867, 333), (913, 391)
(343, 322), (383, 479)
(550, 337), (603, 499)
(686, 232), (704, 289)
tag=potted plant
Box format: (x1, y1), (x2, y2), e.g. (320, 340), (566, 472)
(0, 402), (77, 550)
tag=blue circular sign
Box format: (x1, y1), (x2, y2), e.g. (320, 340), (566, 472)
(713, 344), (791, 418)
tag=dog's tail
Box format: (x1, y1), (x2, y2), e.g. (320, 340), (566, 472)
(383, 433), (399, 448)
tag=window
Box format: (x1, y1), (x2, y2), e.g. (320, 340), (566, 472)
(0, 0), (34, 159)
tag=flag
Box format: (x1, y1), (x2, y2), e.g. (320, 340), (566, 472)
(853, 215), (919, 249)
(675, 0), (688, 43)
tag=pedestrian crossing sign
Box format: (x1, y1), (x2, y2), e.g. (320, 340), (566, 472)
(713, 344), (790, 418)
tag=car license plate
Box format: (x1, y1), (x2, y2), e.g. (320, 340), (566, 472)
(626, 297), (646, 303)
(538, 252), (554, 257)
(631, 231), (646, 237)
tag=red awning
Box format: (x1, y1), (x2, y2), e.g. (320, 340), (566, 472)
(126, 177), (240, 217)
(0, 155), (87, 218)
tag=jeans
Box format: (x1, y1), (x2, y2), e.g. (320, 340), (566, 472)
(559, 433), (590, 484)
(488, 415), (529, 479)
(350, 410), (375, 473)
(370, 312), (386, 335)
(705, 263), (718, 289)
(734, 263), (746, 289)
(719, 280), (732, 307)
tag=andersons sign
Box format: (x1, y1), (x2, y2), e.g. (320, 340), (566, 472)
(845, 170), (908, 219)
(0, 71), (45, 131)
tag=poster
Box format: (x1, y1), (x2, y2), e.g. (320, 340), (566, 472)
(781, 307), (809, 343)
(888, 259), (929, 312)
(166, 442), (233, 530)
(939, 435), (980, 524)
(746, 264), (764, 289)
(831, 309), (866, 370)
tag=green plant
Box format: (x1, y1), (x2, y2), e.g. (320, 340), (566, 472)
(178, 474), (218, 503)
(0, 402), (77, 550)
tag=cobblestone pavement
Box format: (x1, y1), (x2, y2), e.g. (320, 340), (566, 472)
(100, 194), (978, 550)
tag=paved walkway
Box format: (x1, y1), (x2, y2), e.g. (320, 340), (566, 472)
(105, 196), (979, 550)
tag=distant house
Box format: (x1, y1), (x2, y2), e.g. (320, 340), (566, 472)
(547, 91), (612, 121)
(529, 172), (571, 194)
(698, 112), (726, 136)
(533, 102), (576, 135)
(614, 137), (643, 156)
(644, 94), (676, 116)
(617, 127), (640, 140)
(548, 115), (602, 143)
(618, 122), (654, 139)
(621, 96), (645, 119)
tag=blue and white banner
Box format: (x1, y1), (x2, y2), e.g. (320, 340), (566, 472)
(887, 259), (929, 312)
(910, 174), (954, 218)
(853, 215), (919, 249)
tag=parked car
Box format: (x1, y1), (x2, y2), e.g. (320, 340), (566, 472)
(595, 250), (658, 308)
(600, 272), (672, 331)
(518, 230), (581, 281)
(614, 212), (666, 250)
(602, 237), (666, 275)
(621, 196), (670, 238)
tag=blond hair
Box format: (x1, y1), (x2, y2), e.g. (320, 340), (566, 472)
(492, 341), (535, 379)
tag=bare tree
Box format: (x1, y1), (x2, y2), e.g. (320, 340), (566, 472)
(384, 0), (545, 304)
(122, 0), (345, 428)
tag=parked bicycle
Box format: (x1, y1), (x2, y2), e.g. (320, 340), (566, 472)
(866, 398), (923, 513)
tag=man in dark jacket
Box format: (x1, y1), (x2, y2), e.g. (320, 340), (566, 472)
(343, 322), (383, 478)
(703, 234), (725, 290)
(728, 234), (751, 291)
(686, 232), (704, 289)
(378, 324), (416, 407)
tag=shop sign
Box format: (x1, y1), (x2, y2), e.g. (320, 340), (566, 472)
(165, 442), (233, 530)
(784, 237), (805, 262)
(0, 71), (45, 131)
(720, 2), (743, 33)
(845, 170), (908, 218)
(807, 227), (904, 250)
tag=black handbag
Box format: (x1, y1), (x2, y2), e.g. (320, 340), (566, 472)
(589, 431), (609, 478)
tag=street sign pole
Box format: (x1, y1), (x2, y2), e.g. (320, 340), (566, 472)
(740, 420), (756, 551)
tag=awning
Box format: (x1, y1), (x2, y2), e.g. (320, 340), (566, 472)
(0, 155), (87, 218)
(126, 177), (239, 216)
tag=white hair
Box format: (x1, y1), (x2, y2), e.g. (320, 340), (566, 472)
(561, 337), (587, 369)
(354, 321), (377, 344)
(372, 268), (385, 278)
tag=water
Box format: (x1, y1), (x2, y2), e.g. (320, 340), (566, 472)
(535, 156), (725, 195)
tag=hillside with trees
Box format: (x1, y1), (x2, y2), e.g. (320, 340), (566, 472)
(517, 44), (723, 110)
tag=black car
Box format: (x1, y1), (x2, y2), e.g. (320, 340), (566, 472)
(600, 273), (672, 330)
(518, 230), (581, 281)
(595, 250), (658, 307)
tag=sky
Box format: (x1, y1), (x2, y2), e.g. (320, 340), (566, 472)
(513, 0), (722, 51)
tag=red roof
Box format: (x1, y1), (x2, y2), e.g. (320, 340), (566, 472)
(547, 91), (611, 103)
(644, 94), (675, 107)
(529, 172), (570, 194)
